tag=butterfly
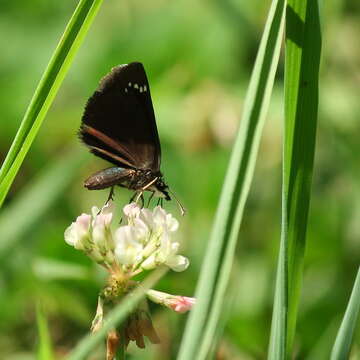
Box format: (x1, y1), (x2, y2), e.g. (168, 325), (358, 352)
(79, 62), (184, 213)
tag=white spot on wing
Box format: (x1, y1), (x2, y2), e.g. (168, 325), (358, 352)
(125, 88), (128, 93)
(134, 83), (139, 89)
(128, 82), (132, 87)
(143, 85), (147, 92)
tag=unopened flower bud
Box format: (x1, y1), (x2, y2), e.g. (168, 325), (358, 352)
(147, 289), (196, 313)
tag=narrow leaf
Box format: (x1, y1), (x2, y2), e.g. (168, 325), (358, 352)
(331, 267), (360, 360)
(268, 0), (322, 358)
(177, 0), (285, 358)
(0, 0), (104, 207)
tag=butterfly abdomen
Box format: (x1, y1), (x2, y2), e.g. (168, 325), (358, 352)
(84, 167), (134, 190)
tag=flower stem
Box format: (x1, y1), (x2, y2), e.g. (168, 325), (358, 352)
(115, 329), (126, 360)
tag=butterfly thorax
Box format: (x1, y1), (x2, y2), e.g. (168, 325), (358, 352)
(127, 169), (170, 200)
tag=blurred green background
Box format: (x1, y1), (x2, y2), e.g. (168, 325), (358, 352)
(1, 0), (360, 358)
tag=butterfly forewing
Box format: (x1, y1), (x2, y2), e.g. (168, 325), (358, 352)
(79, 62), (161, 171)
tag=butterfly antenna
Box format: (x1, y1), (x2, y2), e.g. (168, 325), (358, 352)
(168, 189), (186, 216)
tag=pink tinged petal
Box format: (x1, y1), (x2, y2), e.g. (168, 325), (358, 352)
(93, 211), (113, 228)
(170, 296), (196, 313)
(123, 202), (141, 218)
(147, 289), (195, 313)
(76, 214), (91, 230)
(64, 215), (91, 250)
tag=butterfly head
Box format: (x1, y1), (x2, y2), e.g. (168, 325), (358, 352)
(152, 177), (171, 201)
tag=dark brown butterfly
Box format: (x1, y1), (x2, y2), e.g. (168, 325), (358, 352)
(79, 62), (184, 213)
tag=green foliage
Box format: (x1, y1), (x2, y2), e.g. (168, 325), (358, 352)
(268, 0), (322, 358)
(0, 0), (104, 207)
(0, 149), (86, 256)
(1, 0), (359, 359)
(331, 268), (360, 360)
(37, 302), (55, 360)
(67, 268), (167, 360)
(178, 0), (285, 358)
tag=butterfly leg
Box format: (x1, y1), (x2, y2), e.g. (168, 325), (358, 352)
(129, 192), (137, 204)
(106, 186), (115, 204)
(147, 191), (155, 207)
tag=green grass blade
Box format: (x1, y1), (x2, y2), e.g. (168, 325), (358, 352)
(268, 0), (322, 358)
(66, 267), (167, 360)
(177, 0), (285, 358)
(36, 302), (55, 360)
(0, 0), (104, 208)
(331, 267), (360, 360)
(0, 149), (86, 257)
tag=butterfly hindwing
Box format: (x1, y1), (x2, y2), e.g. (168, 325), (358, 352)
(79, 62), (161, 171)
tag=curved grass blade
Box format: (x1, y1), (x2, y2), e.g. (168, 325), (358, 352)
(0, 149), (86, 257)
(268, 0), (322, 358)
(331, 267), (360, 360)
(66, 267), (167, 360)
(177, 0), (285, 358)
(0, 0), (104, 208)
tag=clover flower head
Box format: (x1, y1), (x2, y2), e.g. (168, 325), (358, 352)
(64, 201), (188, 276)
(65, 201), (194, 353)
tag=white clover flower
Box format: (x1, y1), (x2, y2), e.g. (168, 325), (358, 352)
(123, 202), (141, 218)
(64, 202), (188, 276)
(64, 202), (115, 264)
(65, 201), (194, 353)
(64, 213), (91, 250)
(114, 226), (144, 265)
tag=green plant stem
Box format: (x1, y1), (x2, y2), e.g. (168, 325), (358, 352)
(67, 267), (167, 360)
(115, 330), (126, 360)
